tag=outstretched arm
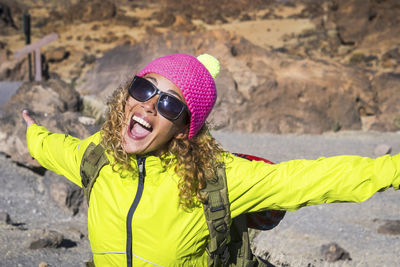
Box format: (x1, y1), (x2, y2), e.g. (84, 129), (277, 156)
(226, 153), (399, 217)
(22, 110), (100, 187)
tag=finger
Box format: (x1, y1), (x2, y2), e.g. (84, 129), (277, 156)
(22, 110), (36, 127)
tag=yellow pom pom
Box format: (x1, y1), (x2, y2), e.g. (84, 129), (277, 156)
(197, 54), (220, 79)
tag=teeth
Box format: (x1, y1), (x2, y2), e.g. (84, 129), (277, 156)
(132, 115), (151, 129)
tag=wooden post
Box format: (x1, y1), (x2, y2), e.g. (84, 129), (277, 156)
(34, 48), (41, 82)
(22, 13), (33, 82)
(14, 33), (58, 82)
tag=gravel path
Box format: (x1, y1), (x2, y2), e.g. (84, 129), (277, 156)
(0, 154), (91, 267)
(0, 130), (399, 266)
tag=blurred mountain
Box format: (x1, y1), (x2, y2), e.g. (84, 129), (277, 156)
(1, 0), (399, 135)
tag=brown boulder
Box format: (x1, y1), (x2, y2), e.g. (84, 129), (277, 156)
(0, 56), (30, 81)
(331, 0), (370, 45)
(370, 72), (400, 131)
(76, 37), (194, 99)
(0, 1), (22, 34)
(0, 78), (94, 167)
(29, 230), (64, 249)
(49, 174), (84, 216)
(377, 220), (400, 235)
(331, 0), (400, 46)
(45, 47), (70, 63)
(234, 56), (374, 133)
(320, 242), (351, 262)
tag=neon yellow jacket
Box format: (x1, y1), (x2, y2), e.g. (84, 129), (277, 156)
(26, 125), (400, 266)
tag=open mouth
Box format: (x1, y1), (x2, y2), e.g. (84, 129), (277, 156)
(128, 115), (153, 139)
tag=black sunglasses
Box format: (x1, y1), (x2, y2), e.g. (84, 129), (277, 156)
(128, 76), (189, 121)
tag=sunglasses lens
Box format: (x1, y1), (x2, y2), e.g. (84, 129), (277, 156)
(128, 76), (188, 121)
(129, 77), (156, 101)
(158, 94), (184, 120)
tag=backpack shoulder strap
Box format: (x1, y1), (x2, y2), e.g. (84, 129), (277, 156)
(203, 154), (273, 267)
(80, 142), (109, 204)
(201, 165), (231, 266)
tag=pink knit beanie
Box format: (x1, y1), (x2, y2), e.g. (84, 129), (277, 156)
(137, 53), (220, 139)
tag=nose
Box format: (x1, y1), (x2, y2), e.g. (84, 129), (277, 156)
(140, 94), (158, 115)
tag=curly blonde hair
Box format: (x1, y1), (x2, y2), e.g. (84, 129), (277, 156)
(101, 82), (133, 175)
(101, 82), (225, 209)
(162, 125), (225, 209)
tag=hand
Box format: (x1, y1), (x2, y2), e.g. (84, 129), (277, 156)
(22, 110), (36, 128)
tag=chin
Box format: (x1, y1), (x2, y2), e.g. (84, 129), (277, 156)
(123, 141), (144, 155)
(122, 136), (152, 155)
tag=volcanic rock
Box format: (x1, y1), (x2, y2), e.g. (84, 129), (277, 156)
(330, 0), (400, 46)
(48, 174), (84, 216)
(0, 211), (11, 224)
(77, 30), (387, 134)
(2, 1), (400, 136)
(0, 56), (30, 81)
(370, 72), (400, 131)
(374, 144), (392, 156)
(0, 78), (93, 167)
(45, 47), (70, 63)
(0, 1), (19, 33)
(29, 230), (64, 249)
(50, 0), (116, 24)
(382, 48), (400, 69)
(320, 242), (351, 262)
(377, 220), (400, 235)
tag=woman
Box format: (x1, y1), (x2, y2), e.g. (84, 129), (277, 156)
(23, 53), (399, 266)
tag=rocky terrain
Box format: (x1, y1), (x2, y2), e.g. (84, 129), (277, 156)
(0, 0), (400, 266)
(1, 0), (400, 135)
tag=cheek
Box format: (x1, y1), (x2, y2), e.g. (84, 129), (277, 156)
(160, 118), (174, 132)
(124, 98), (137, 116)
(125, 97), (135, 110)
(158, 119), (179, 138)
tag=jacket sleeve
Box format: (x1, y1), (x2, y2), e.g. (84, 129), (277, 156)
(26, 124), (101, 187)
(225, 153), (400, 218)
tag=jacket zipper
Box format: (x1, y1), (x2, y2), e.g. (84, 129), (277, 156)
(126, 156), (146, 267)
